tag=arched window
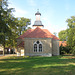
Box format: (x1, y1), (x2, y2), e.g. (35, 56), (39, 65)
(34, 44), (37, 52)
(34, 41), (42, 52)
(39, 44), (42, 52)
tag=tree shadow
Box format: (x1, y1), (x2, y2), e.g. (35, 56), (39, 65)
(0, 56), (75, 75)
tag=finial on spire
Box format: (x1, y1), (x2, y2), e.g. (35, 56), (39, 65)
(37, 9), (39, 12)
(35, 9), (41, 15)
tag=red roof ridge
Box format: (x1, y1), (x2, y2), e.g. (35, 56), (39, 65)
(25, 27), (52, 38)
(17, 27), (59, 40)
(42, 29), (59, 40)
(17, 29), (34, 39)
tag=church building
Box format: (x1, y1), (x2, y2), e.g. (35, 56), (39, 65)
(17, 10), (60, 56)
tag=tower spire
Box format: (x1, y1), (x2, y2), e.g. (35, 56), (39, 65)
(33, 10), (44, 28)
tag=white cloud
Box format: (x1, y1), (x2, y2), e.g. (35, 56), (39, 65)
(45, 24), (67, 37)
(27, 0), (36, 6)
(42, 17), (48, 21)
(42, 17), (54, 32)
(41, 17), (67, 37)
(13, 8), (28, 17)
(8, 1), (28, 17)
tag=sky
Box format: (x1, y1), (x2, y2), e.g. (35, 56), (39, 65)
(8, 0), (75, 36)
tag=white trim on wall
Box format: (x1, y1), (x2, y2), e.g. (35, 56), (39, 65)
(25, 53), (52, 57)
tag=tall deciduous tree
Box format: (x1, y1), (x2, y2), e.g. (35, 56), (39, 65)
(16, 17), (31, 35)
(58, 30), (67, 41)
(7, 17), (31, 49)
(0, 0), (31, 55)
(66, 16), (75, 54)
(0, 0), (14, 55)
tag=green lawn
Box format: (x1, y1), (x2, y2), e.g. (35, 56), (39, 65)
(0, 56), (75, 75)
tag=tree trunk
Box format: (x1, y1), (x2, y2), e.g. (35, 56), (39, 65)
(3, 45), (5, 56)
(3, 41), (5, 56)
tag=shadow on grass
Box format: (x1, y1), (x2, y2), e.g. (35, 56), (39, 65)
(0, 64), (75, 75)
(0, 56), (75, 75)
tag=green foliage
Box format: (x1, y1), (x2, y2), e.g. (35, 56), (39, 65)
(0, 0), (31, 55)
(66, 16), (75, 54)
(60, 45), (71, 55)
(59, 16), (75, 55)
(6, 17), (31, 48)
(0, 0), (14, 55)
(58, 30), (67, 41)
(72, 46), (75, 55)
(15, 17), (31, 35)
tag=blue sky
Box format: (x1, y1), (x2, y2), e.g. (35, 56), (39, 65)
(8, 0), (75, 36)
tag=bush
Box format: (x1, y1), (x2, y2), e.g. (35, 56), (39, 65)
(72, 46), (75, 55)
(60, 45), (71, 55)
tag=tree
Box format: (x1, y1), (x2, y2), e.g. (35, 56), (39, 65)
(16, 17), (31, 35)
(0, 0), (31, 55)
(0, 0), (14, 55)
(66, 16), (75, 55)
(58, 30), (67, 41)
(7, 17), (31, 49)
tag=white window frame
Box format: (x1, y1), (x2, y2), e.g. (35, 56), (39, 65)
(33, 41), (43, 52)
(34, 43), (37, 52)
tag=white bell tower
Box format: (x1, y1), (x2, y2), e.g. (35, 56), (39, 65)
(33, 9), (44, 28)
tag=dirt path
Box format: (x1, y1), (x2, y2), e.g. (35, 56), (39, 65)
(0, 54), (17, 59)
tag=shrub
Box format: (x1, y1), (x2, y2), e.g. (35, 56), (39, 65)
(72, 46), (75, 55)
(60, 45), (71, 55)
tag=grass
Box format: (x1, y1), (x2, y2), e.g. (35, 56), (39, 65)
(0, 56), (75, 75)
